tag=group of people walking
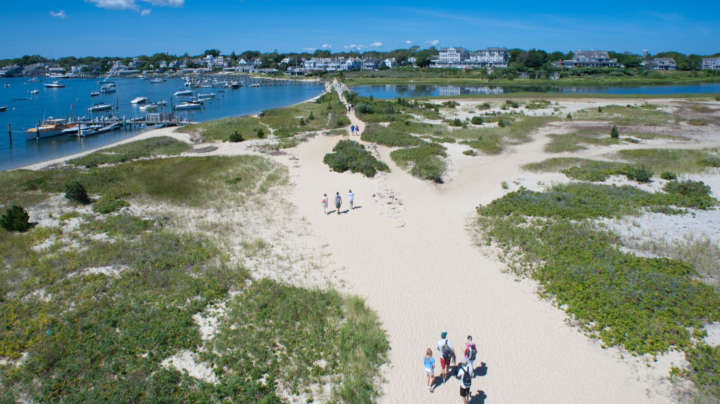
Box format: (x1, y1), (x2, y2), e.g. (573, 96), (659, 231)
(424, 331), (479, 403)
(349, 124), (360, 135)
(322, 190), (354, 215)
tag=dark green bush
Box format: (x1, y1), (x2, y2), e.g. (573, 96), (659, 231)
(664, 180), (716, 209)
(308, 112), (315, 121)
(661, 171), (677, 181)
(1, 205), (31, 232)
(228, 131), (244, 142)
(623, 165), (652, 183)
(256, 128), (265, 139)
(566, 113), (573, 120)
(611, 125), (619, 139)
(323, 140), (389, 177)
(65, 180), (90, 204)
(93, 195), (130, 214)
(450, 118), (463, 127)
(477, 102), (491, 110)
(442, 101), (459, 108)
(471, 116), (484, 125)
(505, 100), (520, 108)
(299, 118), (306, 126)
(498, 119), (508, 128)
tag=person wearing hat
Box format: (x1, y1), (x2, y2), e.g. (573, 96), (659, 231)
(436, 331), (455, 381)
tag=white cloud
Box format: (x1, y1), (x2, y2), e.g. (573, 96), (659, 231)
(321, 44), (331, 49)
(49, 10), (67, 19)
(85, 0), (138, 10)
(85, 0), (183, 13)
(303, 47), (316, 52)
(404, 40), (413, 45)
(344, 44), (359, 50)
(370, 41), (383, 47)
(428, 39), (440, 46)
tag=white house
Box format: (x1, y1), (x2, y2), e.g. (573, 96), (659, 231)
(437, 47), (469, 64)
(560, 51), (621, 68)
(644, 57), (677, 71)
(702, 57), (720, 70)
(468, 48), (509, 67)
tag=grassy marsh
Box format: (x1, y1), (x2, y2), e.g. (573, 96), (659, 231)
(69, 136), (191, 168)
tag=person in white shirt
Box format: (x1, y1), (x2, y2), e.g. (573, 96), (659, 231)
(348, 189), (355, 210)
(322, 193), (328, 215)
(456, 360), (474, 403)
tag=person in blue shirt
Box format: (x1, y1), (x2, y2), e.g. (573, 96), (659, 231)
(424, 348), (436, 392)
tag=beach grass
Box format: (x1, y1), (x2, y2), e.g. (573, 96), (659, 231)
(390, 143), (447, 183)
(615, 149), (720, 174)
(574, 104), (672, 126)
(0, 155), (390, 403)
(68, 136), (191, 168)
(545, 130), (623, 153)
(178, 116), (266, 142)
(361, 124), (427, 147)
(452, 115), (556, 154)
(323, 139), (390, 177)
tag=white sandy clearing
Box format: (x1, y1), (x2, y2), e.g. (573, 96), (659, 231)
(161, 350), (218, 385)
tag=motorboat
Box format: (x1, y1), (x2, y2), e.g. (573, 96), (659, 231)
(90, 91), (100, 97)
(150, 78), (164, 83)
(88, 103), (113, 113)
(25, 118), (75, 139)
(174, 102), (201, 111)
(100, 83), (116, 94)
(197, 93), (215, 98)
(249, 83), (260, 88)
(174, 89), (193, 96)
(30, 89), (39, 95)
(140, 103), (158, 113)
(0, 106), (7, 112)
(157, 100), (168, 106)
(78, 122), (122, 137)
(230, 81), (241, 89)
(44, 81), (65, 88)
(130, 96), (147, 104)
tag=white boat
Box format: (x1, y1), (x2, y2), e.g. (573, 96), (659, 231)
(30, 89), (39, 95)
(25, 118), (75, 139)
(130, 96), (147, 105)
(150, 78), (164, 83)
(140, 103), (158, 112)
(44, 81), (65, 88)
(0, 106), (8, 112)
(88, 103), (113, 113)
(78, 122), (121, 137)
(175, 102), (201, 111)
(249, 83), (260, 88)
(230, 81), (241, 89)
(197, 93), (215, 98)
(157, 100), (168, 106)
(174, 89), (193, 96)
(100, 83), (116, 94)
(90, 91), (100, 97)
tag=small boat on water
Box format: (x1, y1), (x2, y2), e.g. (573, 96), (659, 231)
(90, 91), (100, 97)
(88, 103), (113, 113)
(175, 102), (201, 111)
(78, 122), (122, 137)
(197, 92), (216, 98)
(230, 81), (241, 89)
(25, 118), (75, 139)
(174, 89), (193, 97)
(130, 96), (147, 105)
(44, 81), (65, 88)
(157, 100), (168, 106)
(30, 89), (40, 95)
(150, 78), (164, 84)
(100, 84), (116, 94)
(140, 103), (158, 113)
(0, 106), (8, 112)
(249, 83), (260, 88)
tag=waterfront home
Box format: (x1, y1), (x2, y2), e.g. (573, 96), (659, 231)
(702, 57), (720, 71)
(643, 57), (677, 71)
(361, 58), (380, 71)
(468, 47), (509, 67)
(438, 47), (470, 64)
(0, 65), (23, 77)
(383, 58), (396, 69)
(558, 51), (622, 68)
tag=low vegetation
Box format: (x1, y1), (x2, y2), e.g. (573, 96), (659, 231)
(323, 140), (389, 177)
(544, 130), (622, 153)
(390, 143), (447, 183)
(69, 137), (191, 168)
(575, 104), (672, 126)
(345, 92), (442, 122)
(0, 154), (389, 402)
(1, 205), (32, 232)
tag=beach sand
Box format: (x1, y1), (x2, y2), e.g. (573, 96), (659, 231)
(20, 90), (720, 403)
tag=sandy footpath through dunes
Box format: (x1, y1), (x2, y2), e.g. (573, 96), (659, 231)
(273, 83), (687, 403)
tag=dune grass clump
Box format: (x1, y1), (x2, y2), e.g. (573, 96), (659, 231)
(323, 140), (389, 177)
(361, 124), (426, 147)
(390, 143), (447, 183)
(69, 137), (191, 168)
(64, 180), (90, 204)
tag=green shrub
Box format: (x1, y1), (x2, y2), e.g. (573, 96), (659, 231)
(700, 156), (720, 168)
(299, 118), (306, 126)
(450, 118), (463, 127)
(308, 111), (315, 120)
(566, 113), (573, 120)
(664, 180), (716, 209)
(65, 180), (90, 204)
(598, 106), (603, 112)
(256, 128), (266, 138)
(228, 131), (244, 142)
(505, 100), (520, 108)
(463, 149), (477, 156)
(611, 125), (619, 139)
(661, 171), (677, 181)
(1, 205), (31, 232)
(390, 143), (447, 183)
(471, 116), (484, 125)
(93, 195), (130, 214)
(478, 102), (491, 110)
(623, 165), (653, 183)
(498, 119), (508, 128)
(442, 101), (459, 108)
(323, 140), (389, 177)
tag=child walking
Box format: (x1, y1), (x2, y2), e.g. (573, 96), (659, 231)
(424, 348), (436, 392)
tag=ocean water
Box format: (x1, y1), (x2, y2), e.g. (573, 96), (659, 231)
(0, 77), (323, 170)
(351, 83), (720, 99)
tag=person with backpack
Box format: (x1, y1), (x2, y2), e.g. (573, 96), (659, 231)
(335, 192), (342, 215)
(436, 331), (456, 381)
(423, 348), (435, 392)
(464, 335), (478, 371)
(456, 359), (474, 403)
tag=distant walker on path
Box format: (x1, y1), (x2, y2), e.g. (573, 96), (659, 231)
(322, 193), (328, 215)
(348, 189), (355, 210)
(335, 192), (342, 215)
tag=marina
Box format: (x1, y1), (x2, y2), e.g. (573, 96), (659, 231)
(0, 76), (323, 169)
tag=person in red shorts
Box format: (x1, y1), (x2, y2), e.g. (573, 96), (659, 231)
(436, 331), (456, 381)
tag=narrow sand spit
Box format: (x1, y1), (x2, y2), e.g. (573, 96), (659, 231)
(20, 89), (720, 402)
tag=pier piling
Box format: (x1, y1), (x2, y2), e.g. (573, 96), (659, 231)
(8, 123), (11, 145)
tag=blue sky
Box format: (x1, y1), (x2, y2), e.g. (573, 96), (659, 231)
(1, 0), (718, 58)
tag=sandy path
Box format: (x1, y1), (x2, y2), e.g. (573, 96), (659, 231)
(277, 85), (682, 403)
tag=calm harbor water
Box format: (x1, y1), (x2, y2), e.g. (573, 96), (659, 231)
(351, 83), (720, 99)
(0, 77), (323, 170)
